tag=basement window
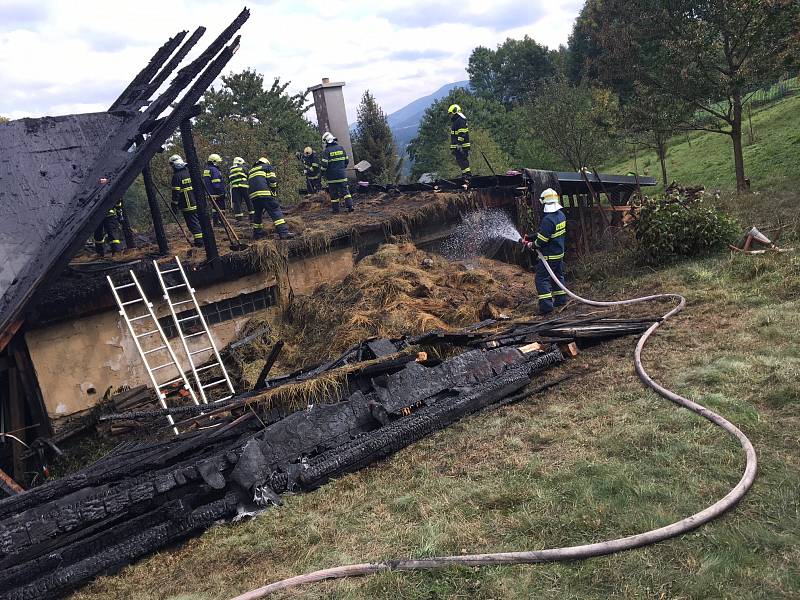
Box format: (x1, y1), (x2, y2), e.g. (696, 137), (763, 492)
(160, 286), (277, 339)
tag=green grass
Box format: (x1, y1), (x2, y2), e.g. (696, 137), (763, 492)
(604, 93), (800, 193)
(72, 218), (800, 599)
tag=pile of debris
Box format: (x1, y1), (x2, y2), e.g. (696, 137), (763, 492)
(0, 311), (655, 600)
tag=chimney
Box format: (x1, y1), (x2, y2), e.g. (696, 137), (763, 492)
(308, 78), (354, 177)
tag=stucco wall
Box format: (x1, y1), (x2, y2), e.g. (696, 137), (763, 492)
(26, 246), (356, 423)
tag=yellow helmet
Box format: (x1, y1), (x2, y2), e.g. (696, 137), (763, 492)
(257, 157), (270, 164)
(447, 104), (461, 115)
(208, 153), (222, 164)
(303, 147), (312, 155)
(232, 156), (245, 165)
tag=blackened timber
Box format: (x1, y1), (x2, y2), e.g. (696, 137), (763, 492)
(180, 118), (218, 260)
(138, 8), (250, 136)
(254, 341), (284, 390)
(0, 16), (248, 339)
(135, 27), (206, 112)
(142, 165), (169, 254)
(108, 31), (187, 112)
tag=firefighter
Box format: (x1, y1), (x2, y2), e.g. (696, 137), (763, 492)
(203, 153), (226, 226)
(93, 201), (123, 256)
(229, 156), (252, 221)
(448, 104), (471, 188)
(319, 132), (353, 214)
(520, 188), (567, 314)
(169, 154), (204, 247)
(302, 146), (322, 193)
(248, 157), (295, 240)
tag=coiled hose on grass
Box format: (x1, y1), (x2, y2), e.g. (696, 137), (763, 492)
(230, 250), (758, 599)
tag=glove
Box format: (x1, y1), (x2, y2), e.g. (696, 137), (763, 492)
(519, 235), (533, 250)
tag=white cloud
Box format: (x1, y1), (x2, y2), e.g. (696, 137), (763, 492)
(0, 0), (582, 123)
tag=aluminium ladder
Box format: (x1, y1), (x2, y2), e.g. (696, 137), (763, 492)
(153, 256), (235, 405)
(107, 270), (200, 435)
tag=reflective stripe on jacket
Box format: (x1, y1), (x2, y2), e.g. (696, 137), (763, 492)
(171, 167), (196, 212)
(229, 165), (249, 189)
(450, 112), (470, 149)
(534, 209), (567, 260)
(248, 162), (278, 199)
(202, 163), (225, 196)
(320, 142), (349, 183)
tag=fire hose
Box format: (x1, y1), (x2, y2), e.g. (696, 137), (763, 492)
(230, 249), (757, 599)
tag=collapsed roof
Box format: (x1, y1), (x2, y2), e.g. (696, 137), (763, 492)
(0, 8), (251, 350)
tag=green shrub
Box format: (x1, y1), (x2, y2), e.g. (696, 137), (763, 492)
(634, 195), (739, 265)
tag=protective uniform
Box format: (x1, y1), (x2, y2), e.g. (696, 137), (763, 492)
(530, 189), (567, 314)
(93, 202), (123, 256)
(320, 137), (352, 213)
(248, 159), (292, 239)
(449, 105), (471, 184)
(302, 149), (322, 193)
(229, 161), (252, 220)
(203, 161), (226, 225)
(171, 164), (204, 247)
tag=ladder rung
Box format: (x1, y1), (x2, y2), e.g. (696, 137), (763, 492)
(136, 330), (158, 338)
(172, 300), (193, 307)
(160, 377), (183, 387)
(152, 363), (174, 371)
(166, 284), (186, 291)
(190, 347), (213, 355)
(122, 299), (143, 306)
(202, 379), (227, 389)
(143, 345), (167, 355)
(130, 314), (151, 322)
(178, 314), (199, 323)
(160, 267), (181, 274)
(185, 331), (206, 339)
(215, 395), (233, 403)
(196, 363), (220, 373)
(114, 283), (136, 290)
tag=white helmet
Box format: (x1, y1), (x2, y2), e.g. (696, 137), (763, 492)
(168, 154), (186, 169)
(539, 188), (560, 204)
(322, 131), (335, 144)
(232, 156), (245, 165)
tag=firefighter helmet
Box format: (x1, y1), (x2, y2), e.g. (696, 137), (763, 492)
(303, 146), (313, 155)
(539, 188), (560, 204)
(257, 157), (271, 164)
(208, 153), (222, 164)
(322, 131), (335, 144)
(447, 104), (461, 115)
(232, 156), (245, 165)
(168, 154), (185, 168)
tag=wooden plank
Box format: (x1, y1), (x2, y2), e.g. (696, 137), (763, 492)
(8, 366), (26, 482)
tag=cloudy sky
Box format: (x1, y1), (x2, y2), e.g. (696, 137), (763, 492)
(0, 0), (583, 122)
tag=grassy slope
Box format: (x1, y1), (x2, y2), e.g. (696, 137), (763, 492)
(604, 94), (800, 192)
(75, 201), (800, 599)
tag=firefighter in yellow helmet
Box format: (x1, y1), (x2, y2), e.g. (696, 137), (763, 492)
(448, 104), (470, 188)
(248, 157), (295, 240)
(203, 153), (226, 226)
(228, 156), (252, 221)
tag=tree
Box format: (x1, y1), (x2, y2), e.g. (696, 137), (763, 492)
(526, 74), (618, 171)
(195, 69), (318, 152)
(623, 87), (692, 185)
(352, 90), (399, 184)
(468, 36), (556, 106)
(593, 0), (798, 191)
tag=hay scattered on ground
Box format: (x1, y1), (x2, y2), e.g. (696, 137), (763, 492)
(282, 241), (533, 363)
